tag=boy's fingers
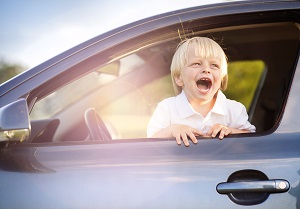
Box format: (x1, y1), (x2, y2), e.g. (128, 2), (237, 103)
(181, 133), (190, 147)
(195, 129), (205, 136)
(207, 126), (219, 136)
(175, 134), (182, 145)
(175, 128), (203, 146)
(219, 128), (226, 139)
(211, 127), (221, 138)
(188, 132), (198, 144)
(219, 127), (232, 140)
(225, 128), (231, 136)
(206, 129), (212, 136)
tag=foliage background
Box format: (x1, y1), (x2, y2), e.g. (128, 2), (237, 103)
(0, 59), (26, 84)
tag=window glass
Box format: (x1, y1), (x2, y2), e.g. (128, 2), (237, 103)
(30, 72), (106, 119)
(99, 75), (174, 139)
(224, 60), (266, 111)
(30, 53), (145, 120)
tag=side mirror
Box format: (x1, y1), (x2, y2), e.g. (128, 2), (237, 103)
(0, 99), (31, 143)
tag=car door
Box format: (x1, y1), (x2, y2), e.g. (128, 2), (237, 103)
(1, 1), (300, 208)
(1, 134), (299, 208)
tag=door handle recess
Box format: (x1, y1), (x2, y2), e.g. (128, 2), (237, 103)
(217, 179), (290, 194)
(217, 170), (289, 205)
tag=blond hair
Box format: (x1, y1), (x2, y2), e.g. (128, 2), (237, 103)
(170, 37), (228, 95)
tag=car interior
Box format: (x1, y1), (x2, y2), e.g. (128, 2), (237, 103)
(27, 12), (300, 143)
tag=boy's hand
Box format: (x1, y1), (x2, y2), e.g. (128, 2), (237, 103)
(206, 124), (232, 139)
(206, 124), (251, 139)
(169, 124), (204, 146)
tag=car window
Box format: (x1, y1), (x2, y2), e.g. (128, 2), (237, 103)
(30, 54), (146, 120)
(28, 22), (299, 142)
(30, 72), (107, 119)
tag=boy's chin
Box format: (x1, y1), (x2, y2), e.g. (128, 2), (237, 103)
(197, 89), (219, 100)
(197, 88), (217, 95)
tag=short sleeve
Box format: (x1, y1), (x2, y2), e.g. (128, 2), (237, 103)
(147, 101), (171, 137)
(234, 103), (256, 132)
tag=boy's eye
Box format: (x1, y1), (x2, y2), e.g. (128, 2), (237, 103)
(211, 63), (220, 69)
(192, 62), (201, 66)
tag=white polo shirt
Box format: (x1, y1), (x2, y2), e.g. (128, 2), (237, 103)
(147, 90), (256, 137)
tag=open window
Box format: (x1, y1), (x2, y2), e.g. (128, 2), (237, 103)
(29, 21), (299, 142)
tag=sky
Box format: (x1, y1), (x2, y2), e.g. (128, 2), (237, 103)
(0, 0), (229, 69)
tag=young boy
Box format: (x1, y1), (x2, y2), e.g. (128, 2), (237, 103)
(147, 37), (255, 146)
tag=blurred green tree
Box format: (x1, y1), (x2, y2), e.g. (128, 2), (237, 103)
(224, 60), (265, 110)
(0, 59), (26, 84)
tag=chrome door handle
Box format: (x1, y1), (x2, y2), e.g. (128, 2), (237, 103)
(217, 179), (290, 194)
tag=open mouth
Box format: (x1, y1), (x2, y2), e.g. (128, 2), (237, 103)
(196, 78), (212, 93)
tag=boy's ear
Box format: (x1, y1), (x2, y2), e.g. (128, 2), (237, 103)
(220, 74), (228, 91)
(174, 76), (184, 87)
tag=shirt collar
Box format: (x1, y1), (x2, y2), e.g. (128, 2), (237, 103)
(176, 90), (227, 118)
(211, 90), (227, 115)
(176, 91), (195, 118)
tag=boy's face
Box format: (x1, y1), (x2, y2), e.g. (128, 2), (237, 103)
(175, 48), (223, 104)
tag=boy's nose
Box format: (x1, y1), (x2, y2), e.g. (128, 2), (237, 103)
(201, 63), (211, 73)
(202, 68), (211, 74)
